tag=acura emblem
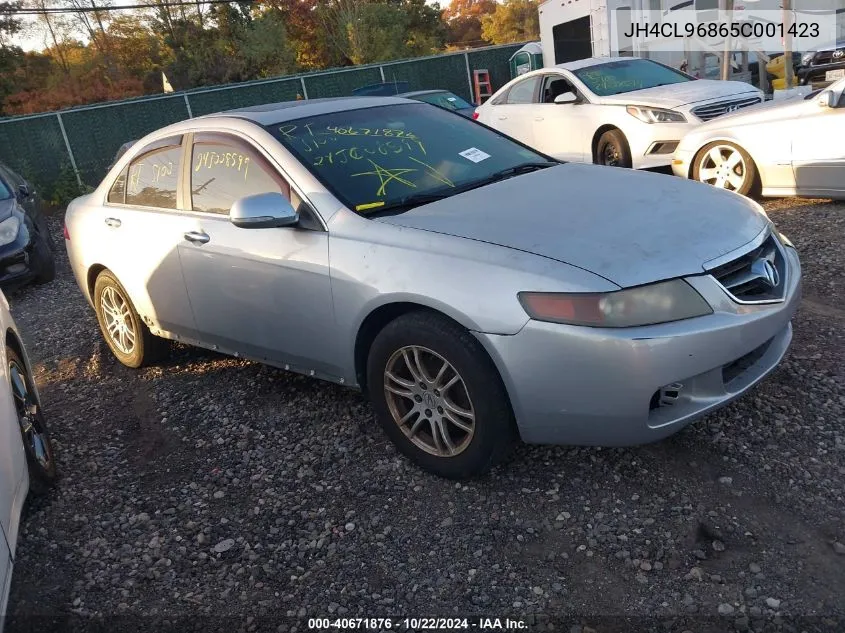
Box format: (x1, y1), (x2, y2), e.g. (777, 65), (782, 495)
(750, 257), (779, 288)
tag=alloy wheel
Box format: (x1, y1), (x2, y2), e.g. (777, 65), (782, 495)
(697, 145), (748, 191)
(100, 285), (136, 355)
(383, 345), (475, 457)
(9, 360), (53, 472)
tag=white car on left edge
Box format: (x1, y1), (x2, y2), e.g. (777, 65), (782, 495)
(0, 291), (56, 624)
(474, 56), (763, 169)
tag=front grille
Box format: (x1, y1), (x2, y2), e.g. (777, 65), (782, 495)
(707, 234), (786, 303)
(691, 96), (762, 121)
(811, 51), (835, 66)
(722, 338), (773, 384)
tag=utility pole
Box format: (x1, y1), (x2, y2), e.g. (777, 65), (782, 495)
(721, 0), (734, 80)
(783, 0), (794, 88)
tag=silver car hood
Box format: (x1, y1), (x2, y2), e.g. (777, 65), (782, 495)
(375, 164), (768, 288)
(597, 79), (759, 109)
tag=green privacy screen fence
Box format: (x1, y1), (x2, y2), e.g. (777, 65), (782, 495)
(0, 43), (524, 198)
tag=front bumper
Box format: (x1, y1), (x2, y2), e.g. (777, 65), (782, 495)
(0, 224), (38, 291)
(671, 147), (695, 178)
(627, 121), (700, 170)
(476, 246), (801, 446)
(798, 62), (845, 86)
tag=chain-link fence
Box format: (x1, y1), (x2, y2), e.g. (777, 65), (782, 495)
(0, 43), (525, 201)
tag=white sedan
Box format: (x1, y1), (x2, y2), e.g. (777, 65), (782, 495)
(672, 77), (845, 198)
(474, 57), (763, 169)
(0, 291), (55, 621)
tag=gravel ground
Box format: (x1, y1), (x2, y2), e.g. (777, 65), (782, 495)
(4, 199), (844, 633)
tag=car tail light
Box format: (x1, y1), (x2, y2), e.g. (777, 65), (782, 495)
(63, 222), (70, 240)
(472, 111), (479, 120)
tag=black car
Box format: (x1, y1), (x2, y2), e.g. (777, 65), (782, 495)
(397, 90), (477, 117)
(798, 39), (845, 87)
(0, 163), (55, 290)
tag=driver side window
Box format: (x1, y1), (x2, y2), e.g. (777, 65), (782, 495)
(541, 75), (576, 104)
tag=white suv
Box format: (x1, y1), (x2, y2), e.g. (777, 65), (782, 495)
(475, 57), (763, 169)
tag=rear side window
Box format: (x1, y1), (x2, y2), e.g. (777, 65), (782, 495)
(506, 77), (540, 104)
(108, 167), (127, 204)
(190, 138), (296, 215)
(126, 145), (182, 209)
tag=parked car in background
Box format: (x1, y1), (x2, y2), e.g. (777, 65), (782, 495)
(672, 77), (845, 198)
(0, 163), (55, 291)
(0, 291), (56, 620)
(397, 90), (477, 117)
(65, 96), (799, 479)
(474, 57), (763, 168)
(798, 38), (845, 87)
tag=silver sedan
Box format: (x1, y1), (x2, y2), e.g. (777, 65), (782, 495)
(64, 97), (801, 478)
(673, 77), (845, 198)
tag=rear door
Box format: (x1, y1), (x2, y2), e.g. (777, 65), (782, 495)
(790, 87), (845, 195)
(0, 351), (27, 562)
(481, 75), (540, 146)
(177, 133), (338, 377)
(93, 136), (198, 337)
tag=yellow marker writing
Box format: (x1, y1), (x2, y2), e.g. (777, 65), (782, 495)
(355, 201), (385, 211)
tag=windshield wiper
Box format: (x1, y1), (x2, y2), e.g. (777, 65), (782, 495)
(359, 191), (454, 216)
(461, 161), (558, 190)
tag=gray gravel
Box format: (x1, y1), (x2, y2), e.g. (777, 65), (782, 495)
(4, 200), (845, 633)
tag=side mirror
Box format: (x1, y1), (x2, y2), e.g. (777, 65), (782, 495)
(17, 184), (30, 198)
(230, 192), (299, 229)
(817, 90), (835, 108)
(554, 92), (578, 104)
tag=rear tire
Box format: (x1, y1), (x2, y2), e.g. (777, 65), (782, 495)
(32, 233), (56, 285)
(366, 311), (516, 479)
(8, 348), (56, 495)
(93, 270), (169, 368)
(692, 141), (759, 197)
(595, 129), (632, 168)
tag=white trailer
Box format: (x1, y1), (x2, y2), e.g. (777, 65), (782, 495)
(538, 0), (845, 80)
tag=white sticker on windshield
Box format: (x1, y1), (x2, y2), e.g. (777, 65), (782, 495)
(459, 147), (491, 163)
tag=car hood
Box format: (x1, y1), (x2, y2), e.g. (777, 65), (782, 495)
(375, 164), (768, 288)
(598, 79), (759, 109)
(691, 94), (813, 131)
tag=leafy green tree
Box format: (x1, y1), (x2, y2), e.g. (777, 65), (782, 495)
(481, 0), (539, 45)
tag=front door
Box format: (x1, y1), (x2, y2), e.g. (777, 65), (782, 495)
(791, 85), (845, 195)
(485, 75), (540, 146)
(532, 73), (591, 162)
(0, 356), (27, 554)
(177, 133), (338, 378)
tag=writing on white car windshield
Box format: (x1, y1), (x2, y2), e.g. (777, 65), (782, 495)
(574, 59), (692, 97)
(268, 103), (551, 215)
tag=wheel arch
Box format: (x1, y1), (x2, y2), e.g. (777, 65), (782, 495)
(86, 263), (108, 301)
(591, 125), (629, 163)
(353, 301), (504, 395)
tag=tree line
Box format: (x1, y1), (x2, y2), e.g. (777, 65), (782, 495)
(0, 0), (540, 115)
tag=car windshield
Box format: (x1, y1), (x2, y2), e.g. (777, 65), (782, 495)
(574, 59), (692, 96)
(268, 103), (550, 214)
(412, 92), (473, 111)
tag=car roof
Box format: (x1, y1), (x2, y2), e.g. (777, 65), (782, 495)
(398, 89), (451, 98)
(204, 96), (415, 126)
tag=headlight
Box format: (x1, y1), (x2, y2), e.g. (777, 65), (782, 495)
(626, 105), (687, 123)
(518, 279), (712, 328)
(0, 216), (21, 247)
(801, 52), (814, 66)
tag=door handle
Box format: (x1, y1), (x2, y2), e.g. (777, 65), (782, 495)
(184, 231), (210, 245)
(104, 217), (121, 228)
(497, 116), (508, 120)
(534, 116), (544, 122)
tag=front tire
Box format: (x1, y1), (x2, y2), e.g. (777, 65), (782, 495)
(8, 348), (56, 495)
(93, 270), (169, 368)
(32, 233), (56, 285)
(595, 129), (632, 168)
(366, 311), (516, 479)
(692, 141), (759, 196)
